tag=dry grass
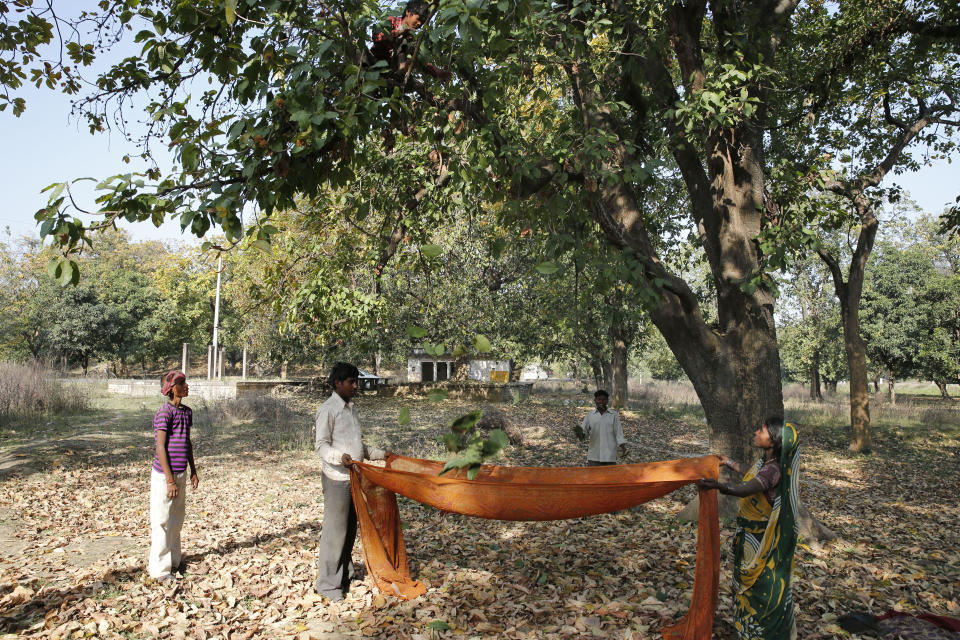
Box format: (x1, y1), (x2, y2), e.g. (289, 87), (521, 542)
(537, 379), (960, 440)
(192, 394), (314, 451)
(0, 361), (89, 425)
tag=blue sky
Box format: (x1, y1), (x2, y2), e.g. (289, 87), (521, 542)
(0, 80), (187, 244)
(1, 69), (957, 246)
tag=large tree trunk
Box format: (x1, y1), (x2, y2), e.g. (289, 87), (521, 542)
(654, 306), (782, 506)
(935, 380), (950, 399)
(887, 375), (896, 406)
(597, 359), (611, 392)
(809, 352), (822, 401)
(609, 324), (630, 408)
(841, 301), (872, 451)
(27, 330), (42, 359)
(552, 5), (834, 538)
(589, 360), (603, 389)
(819, 210), (878, 453)
(452, 355), (470, 381)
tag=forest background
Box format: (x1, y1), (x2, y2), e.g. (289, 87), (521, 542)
(2, 205), (958, 405)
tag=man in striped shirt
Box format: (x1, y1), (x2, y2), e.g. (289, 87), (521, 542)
(148, 371), (199, 580)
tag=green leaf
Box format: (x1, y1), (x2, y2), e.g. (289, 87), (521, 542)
(398, 407), (411, 426)
(439, 456), (470, 475)
(535, 261), (559, 275)
(57, 260), (77, 287)
(251, 239), (272, 254)
(427, 621), (451, 632)
(428, 388), (449, 402)
(42, 182), (66, 204)
(225, 0), (237, 25)
(407, 325), (427, 339)
(181, 143), (199, 171)
(450, 410), (483, 434)
(441, 432), (460, 451)
(356, 201), (371, 221)
(421, 244), (443, 258)
(466, 464), (481, 480)
(481, 437), (504, 458)
(488, 428), (509, 450)
(451, 343), (467, 358)
(472, 334), (491, 353)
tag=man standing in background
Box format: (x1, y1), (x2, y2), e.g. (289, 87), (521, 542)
(576, 390), (626, 466)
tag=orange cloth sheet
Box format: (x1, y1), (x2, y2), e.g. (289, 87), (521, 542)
(348, 454), (720, 640)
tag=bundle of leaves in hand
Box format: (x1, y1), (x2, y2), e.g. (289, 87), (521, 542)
(573, 424), (586, 441)
(438, 410), (509, 480)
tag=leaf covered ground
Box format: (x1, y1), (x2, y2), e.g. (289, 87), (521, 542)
(0, 390), (958, 639)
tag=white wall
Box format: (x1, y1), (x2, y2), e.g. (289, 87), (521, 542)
(520, 364), (550, 380)
(407, 358), (456, 382)
(469, 359), (511, 381)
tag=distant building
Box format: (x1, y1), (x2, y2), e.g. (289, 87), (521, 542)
(520, 363), (551, 380)
(406, 348), (512, 383)
(356, 368), (384, 390)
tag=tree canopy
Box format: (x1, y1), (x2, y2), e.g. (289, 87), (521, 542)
(22, 0), (960, 462)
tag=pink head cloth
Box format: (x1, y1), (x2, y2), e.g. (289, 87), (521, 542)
(161, 371), (186, 396)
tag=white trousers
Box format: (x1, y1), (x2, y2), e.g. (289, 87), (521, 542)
(148, 469), (187, 578)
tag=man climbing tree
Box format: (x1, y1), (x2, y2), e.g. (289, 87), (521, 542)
(370, 0), (451, 82)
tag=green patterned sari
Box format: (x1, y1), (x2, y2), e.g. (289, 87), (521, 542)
(732, 423), (800, 640)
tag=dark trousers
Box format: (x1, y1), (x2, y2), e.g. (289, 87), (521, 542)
(315, 474), (358, 598)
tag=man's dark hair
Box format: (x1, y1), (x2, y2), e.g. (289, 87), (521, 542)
(329, 362), (360, 386)
(764, 416), (785, 456)
(594, 389), (609, 398)
(404, 0), (431, 19)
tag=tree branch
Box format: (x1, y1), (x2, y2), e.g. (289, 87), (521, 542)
(816, 247), (846, 296)
(903, 19), (960, 39)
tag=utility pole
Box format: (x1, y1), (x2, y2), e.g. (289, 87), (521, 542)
(212, 255), (223, 381)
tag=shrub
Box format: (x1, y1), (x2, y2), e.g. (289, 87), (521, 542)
(0, 361), (89, 425)
(192, 395), (313, 451)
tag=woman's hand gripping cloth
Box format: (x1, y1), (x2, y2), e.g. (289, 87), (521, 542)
(348, 454), (722, 640)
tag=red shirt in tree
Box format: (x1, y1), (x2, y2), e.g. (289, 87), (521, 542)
(371, 15), (449, 80)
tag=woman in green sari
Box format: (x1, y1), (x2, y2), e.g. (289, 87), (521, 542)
(699, 418), (800, 640)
